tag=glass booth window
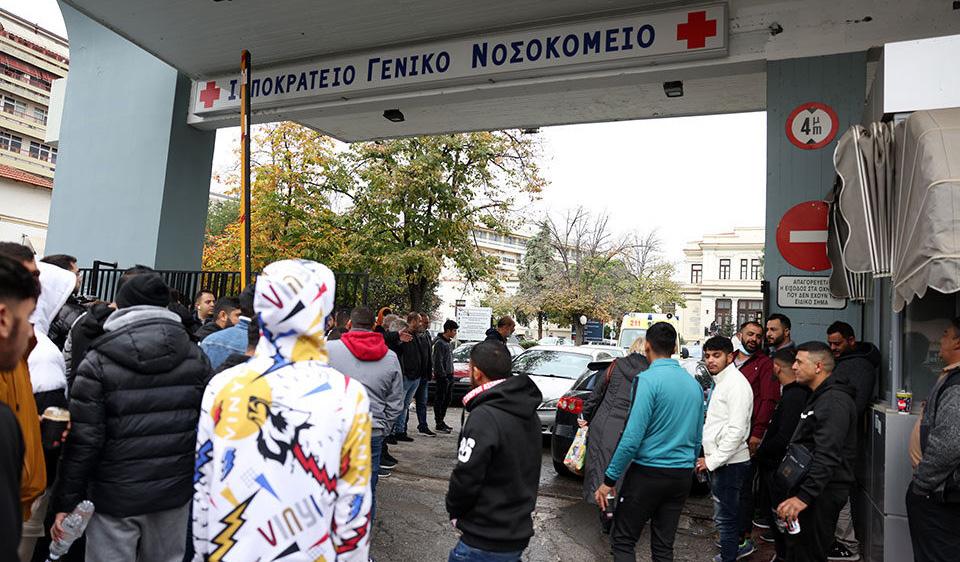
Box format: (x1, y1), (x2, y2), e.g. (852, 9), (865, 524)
(902, 290), (960, 403)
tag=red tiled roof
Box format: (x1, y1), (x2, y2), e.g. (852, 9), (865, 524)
(0, 163), (52, 189)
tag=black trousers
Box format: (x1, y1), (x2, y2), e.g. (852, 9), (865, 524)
(906, 483), (960, 562)
(761, 467), (788, 560)
(785, 484), (849, 562)
(737, 460), (757, 537)
(610, 464), (692, 562)
(434, 375), (454, 426)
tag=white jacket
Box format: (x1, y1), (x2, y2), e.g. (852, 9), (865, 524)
(28, 261), (76, 394)
(702, 362), (754, 471)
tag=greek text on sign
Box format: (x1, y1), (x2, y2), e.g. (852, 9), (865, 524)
(777, 276), (846, 309)
(456, 307), (493, 341)
(786, 102), (839, 150)
(191, 4), (727, 116)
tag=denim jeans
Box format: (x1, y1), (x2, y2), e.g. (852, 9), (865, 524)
(447, 540), (523, 562)
(711, 460), (751, 562)
(393, 378), (421, 435)
(415, 377), (429, 430)
(370, 434), (383, 524)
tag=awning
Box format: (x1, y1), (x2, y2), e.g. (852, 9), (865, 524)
(892, 109), (960, 312)
(827, 177), (874, 301)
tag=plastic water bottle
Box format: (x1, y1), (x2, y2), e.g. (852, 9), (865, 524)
(47, 500), (95, 561)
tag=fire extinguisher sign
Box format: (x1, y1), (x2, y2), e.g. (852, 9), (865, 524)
(785, 102), (839, 150)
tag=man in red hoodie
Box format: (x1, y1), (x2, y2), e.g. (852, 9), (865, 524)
(327, 306), (404, 521)
(733, 320), (781, 551)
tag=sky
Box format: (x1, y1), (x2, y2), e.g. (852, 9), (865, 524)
(10, 0), (768, 267)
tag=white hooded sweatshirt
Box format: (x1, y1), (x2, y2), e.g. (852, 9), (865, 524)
(193, 260), (372, 562)
(702, 361), (754, 472)
(28, 260), (77, 395)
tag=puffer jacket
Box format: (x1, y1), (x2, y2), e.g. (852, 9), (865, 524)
(52, 306), (212, 517)
(47, 298), (85, 351)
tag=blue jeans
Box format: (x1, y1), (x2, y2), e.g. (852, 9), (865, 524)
(415, 377), (429, 430)
(711, 460), (751, 562)
(370, 434), (383, 524)
(447, 540), (523, 562)
(393, 378), (421, 435)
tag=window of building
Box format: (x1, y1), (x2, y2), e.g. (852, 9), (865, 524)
(902, 290), (960, 404)
(719, 259), (731, 280)
(751, 259), (762, 280)
(29, 141), (56, 163)
(690, 264), (702, 284)
(0, 131), (22, 153)
(740, 259), (748, 279)
(714, 299), (732, 331)
(33, 107), (47, 125)
(737, 300), (764, 327)
(1, 95), (27, 116)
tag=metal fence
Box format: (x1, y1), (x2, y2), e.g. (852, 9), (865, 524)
(79, 264), (369, 310)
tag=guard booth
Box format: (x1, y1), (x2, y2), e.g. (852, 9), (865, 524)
(41, 2), (960, 559)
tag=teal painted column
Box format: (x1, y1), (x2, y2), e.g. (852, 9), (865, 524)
(764, 53), (866, 343)
(46, 3), (215, 270)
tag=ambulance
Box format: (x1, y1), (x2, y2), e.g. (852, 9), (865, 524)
(617, 312), (681, 353)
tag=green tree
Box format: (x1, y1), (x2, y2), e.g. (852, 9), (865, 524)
(517, 221), (557, 338)
(333, 132), (544, 311)
(204, 198), (239, 247)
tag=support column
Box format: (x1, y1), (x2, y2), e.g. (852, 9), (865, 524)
(45, 3), (216, 270)
(764, 53), (866, 343)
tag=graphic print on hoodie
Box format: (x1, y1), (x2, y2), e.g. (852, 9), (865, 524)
(192, 260), (372, 561)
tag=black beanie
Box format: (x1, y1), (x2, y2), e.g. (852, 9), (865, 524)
(116, 273), (170, 309)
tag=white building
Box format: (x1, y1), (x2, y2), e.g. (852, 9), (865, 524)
(435, 227), (529, 332)
(0, 8), (69, 254)
(677, 227), (765, 344)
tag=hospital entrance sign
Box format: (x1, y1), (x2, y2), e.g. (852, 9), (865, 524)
(190, 3), (728, 118)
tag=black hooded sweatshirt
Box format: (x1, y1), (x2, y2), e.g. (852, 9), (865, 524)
(834, 342), (881, 416)
(788, 375), (857, 506)
(446, 374), (543, 552)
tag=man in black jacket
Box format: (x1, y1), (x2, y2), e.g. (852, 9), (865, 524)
(777, 342), (857, 562)
(51, 273), (212, 561)
(757, 348), (810, 561)
(413, 312), (435, 436)
(386, 313), (424, 442)
(433, 319), (458, 434)
(193, 296), (239, 341)
(39, 254), (85, 350)
(826, 321), (880, 561)
(446, 340), (542, 561)
(485, 316), (515, 344)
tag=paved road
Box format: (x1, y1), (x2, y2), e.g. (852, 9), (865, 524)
(371, 406), (774, 561)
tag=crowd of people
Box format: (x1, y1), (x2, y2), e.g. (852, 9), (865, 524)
(1, 240), (959, 562)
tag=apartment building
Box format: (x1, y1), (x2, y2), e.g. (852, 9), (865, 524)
(0, 8), (68, 254)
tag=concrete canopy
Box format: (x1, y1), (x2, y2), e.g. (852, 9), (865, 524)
(61, 0), (960, 141)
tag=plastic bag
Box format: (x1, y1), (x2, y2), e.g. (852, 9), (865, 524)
(563, 426), (588, 475)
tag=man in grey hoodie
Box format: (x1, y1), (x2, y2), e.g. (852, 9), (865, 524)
(327, 306), (404, 521)
(907, 316), (960, 562)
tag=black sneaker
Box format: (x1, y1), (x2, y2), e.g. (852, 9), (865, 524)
(753, 517), (772, 529)
(827, 543), (859, 561)
(759, 529), (775, 543)
(435, 425), (452, 434)
(385, 435), (398, 445)
(418, 427), (437, 437)
(378, 467), (392, 478)
(380, 452), (398, 469)
(396, 433), (414, 443)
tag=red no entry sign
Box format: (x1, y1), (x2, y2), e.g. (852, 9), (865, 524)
(776, 200), (832, 271)
(785, 102), (839, 150)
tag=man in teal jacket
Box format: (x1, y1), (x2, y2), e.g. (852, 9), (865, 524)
(595, 322), (705, 562)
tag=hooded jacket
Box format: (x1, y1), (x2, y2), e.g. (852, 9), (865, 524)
(0, 359), (44, 520)
(787, 375), (858, 505)
(756, 382), (811, 470)
(834, 342), (881, 416)
(28, 261), (75, 398)
(702, 362), (754, 471)
(446, 374), (543, 552)
(328, 330), (404, 436)
(432, 334), (454, 378)
(63, 302), (114, 392)
(193, 260), (372, 562)
(385, 329), (430, 380)
(484, 327), (507, 344)
(52, 306), (212, 517)
(48, 296), (85, 351)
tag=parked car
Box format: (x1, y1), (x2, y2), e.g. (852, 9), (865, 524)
(550, 362), (610, 476)
(428, 340), (524, 403)
(512, 345), (622, 435)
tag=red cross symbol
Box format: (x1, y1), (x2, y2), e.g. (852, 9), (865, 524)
(199, 81), (221, 109)
(677, 11), (717, 49)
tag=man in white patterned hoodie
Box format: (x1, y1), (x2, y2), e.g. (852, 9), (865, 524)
(193, 259), (372, 561)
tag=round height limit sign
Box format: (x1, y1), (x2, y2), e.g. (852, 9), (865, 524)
(786, 102), (839, 149)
